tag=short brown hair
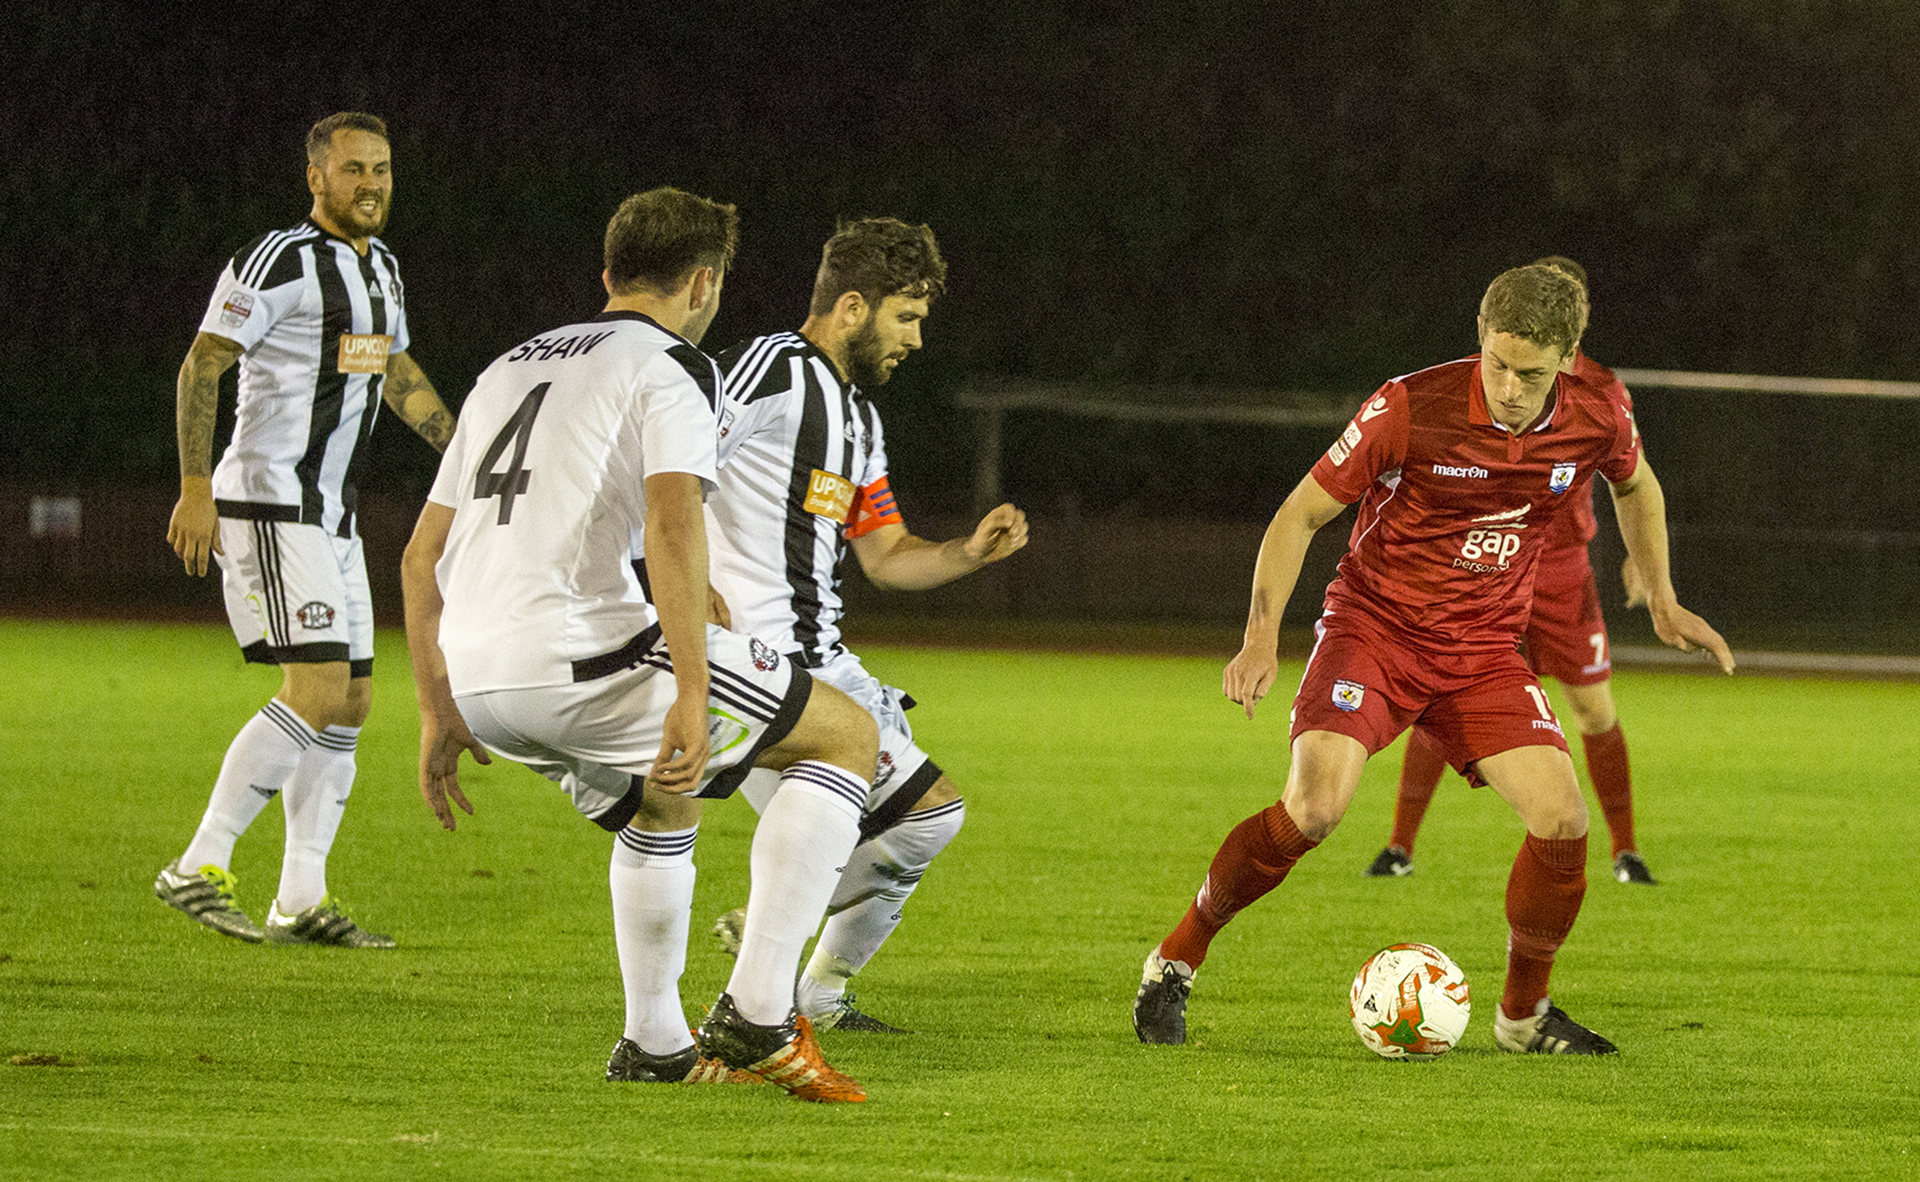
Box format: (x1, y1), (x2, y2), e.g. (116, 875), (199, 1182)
(808, 218), (947, 317)
(306, 112), (389, 163)
(604, 187), (740, 296)
(1532, 255), (1591, 338)
(1479, 265), (1584, 357)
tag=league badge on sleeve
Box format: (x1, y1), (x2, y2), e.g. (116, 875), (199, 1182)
(1332, 680), (1366, 712)
(1549, 462), (1577, 495)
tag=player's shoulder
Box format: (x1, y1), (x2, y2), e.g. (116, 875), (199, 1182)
(1572, 352), (1632, 408)
(1393, 356), (1476, 396)
(717, 331), (812, 404)
(227, 221), (320, 290)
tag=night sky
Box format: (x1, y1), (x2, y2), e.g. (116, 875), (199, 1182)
(6, 1), (1917, 549)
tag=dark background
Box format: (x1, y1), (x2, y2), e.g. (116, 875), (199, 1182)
(5, 0), (1916, 645)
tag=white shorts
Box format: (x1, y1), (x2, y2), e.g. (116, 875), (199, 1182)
(217, 518), (374, 674)
(453, 623), (812, 830)
(740, 649), (941, 840)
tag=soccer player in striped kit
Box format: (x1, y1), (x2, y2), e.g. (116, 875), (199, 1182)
(158, 112), (455, 947)
(1366, 257), (1658, 886)
(404, 188), (876, 1101)
(703, 218), (1028, 1031)
(1133, 264), (1732, 1054)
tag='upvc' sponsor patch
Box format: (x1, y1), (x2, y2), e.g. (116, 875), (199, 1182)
(337, 333), (394, 374)
(803, 469), (856, 522)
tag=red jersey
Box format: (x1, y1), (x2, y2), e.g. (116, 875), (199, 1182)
(1308, 356), (1641, 653)
(1538, 352), (1638, 554)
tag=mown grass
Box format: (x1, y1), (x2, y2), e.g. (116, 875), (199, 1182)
(1, 618), (1915, 1180)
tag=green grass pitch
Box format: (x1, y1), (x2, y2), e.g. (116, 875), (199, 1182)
(1, 618), (1915, 1180)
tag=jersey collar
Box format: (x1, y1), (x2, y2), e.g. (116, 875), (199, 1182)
(1468, 361), (1560, 436)
(591, 309), (695, 347)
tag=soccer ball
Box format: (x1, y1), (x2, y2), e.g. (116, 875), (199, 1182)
(1349, 943), (1471, 1059)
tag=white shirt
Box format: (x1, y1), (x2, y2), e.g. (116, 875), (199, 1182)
(428, 312), (721, 694)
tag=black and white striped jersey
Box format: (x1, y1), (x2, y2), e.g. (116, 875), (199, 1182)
(708, 332), (901, 668)
(197, 218), (411, 537)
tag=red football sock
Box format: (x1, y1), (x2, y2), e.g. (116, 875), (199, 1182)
(1581, 723), (1636, 858)
(1501, 833), (1588, 1020)
(1391, 728), (1448, 855)
(1160, 803), (1320, 971)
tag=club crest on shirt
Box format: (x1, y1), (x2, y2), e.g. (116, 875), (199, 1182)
(296, 601), (336, 631)
(1549, 462), (1577, 494)
(220, 292), (255, 329)
(749, 638), (780, 672)
(718, 408), (736, 439)
(1332, 679), (1366, 712)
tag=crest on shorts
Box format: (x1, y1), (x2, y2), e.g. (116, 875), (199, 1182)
(296, 601), (336, 630)
(1549, 462), (1577, 495)
(749, 638), (780, 672)
(1332, 679), (1366, 712)
(874, 750), (896, 789)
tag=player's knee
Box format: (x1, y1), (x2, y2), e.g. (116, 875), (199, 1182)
(1279, 782), (1347, 842)
(911, 774), (961, 811)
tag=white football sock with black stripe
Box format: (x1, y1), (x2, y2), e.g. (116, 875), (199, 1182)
(276, 725), (357, 914)
(181, 699), (314, 872)
(799, 797), (965, 1016)
(727, 760), (868, 1025)
(610, 825), (698, 1054)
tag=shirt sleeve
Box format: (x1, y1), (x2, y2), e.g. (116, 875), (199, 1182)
(714, 380), (786, 470)
(197, 237), (303, 352)
(376, 246), (410, 355)
(1599, 380), (1643, 484)
(1307, 380), (1410, 504)
(639, 352), (720, 490)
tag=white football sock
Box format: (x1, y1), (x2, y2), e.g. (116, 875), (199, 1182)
(610, 825), (699, 1054)
(727, 761), (866, 1025)
(275, 725), (357, 913)
(180, 700), (314, 871)
(798, 797), (966, 1017)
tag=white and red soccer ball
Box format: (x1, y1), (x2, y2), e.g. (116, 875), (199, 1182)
(1349, 943), (1471, 1059)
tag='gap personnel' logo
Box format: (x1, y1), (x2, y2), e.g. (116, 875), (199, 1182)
(296, 601), (336, 630)
(1549, 462), (1577, 494)
(803, 469), (856, 522)
(1332, 679), (1366, 712)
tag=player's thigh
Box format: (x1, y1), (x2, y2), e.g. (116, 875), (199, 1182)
(1475, 744), (1586, 839)
(1281, 729), (1371, 840)
(757, 678), (878, 778)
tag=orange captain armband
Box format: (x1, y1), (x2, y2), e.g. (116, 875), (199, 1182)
(845, 475), (903, 538)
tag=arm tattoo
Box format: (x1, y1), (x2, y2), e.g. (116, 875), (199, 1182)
(385, 354), (455, 452)
(176, 339), (236, 477)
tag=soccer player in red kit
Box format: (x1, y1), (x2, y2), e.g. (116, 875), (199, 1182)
(1367, 258), (1657, 886)
(1132, 264), (1733, 1054)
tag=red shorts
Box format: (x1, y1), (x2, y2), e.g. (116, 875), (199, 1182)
(1522, 548), (1611, 687)
(1291, 610), (1569, 785)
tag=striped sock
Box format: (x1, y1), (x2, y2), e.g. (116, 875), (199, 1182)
(727, 760), (867, 1025)
(800, 797), (965, 1016)
(611, 825), (699, 1053)
(181, 699), (315, 871)
(277, 725), (358, 914)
